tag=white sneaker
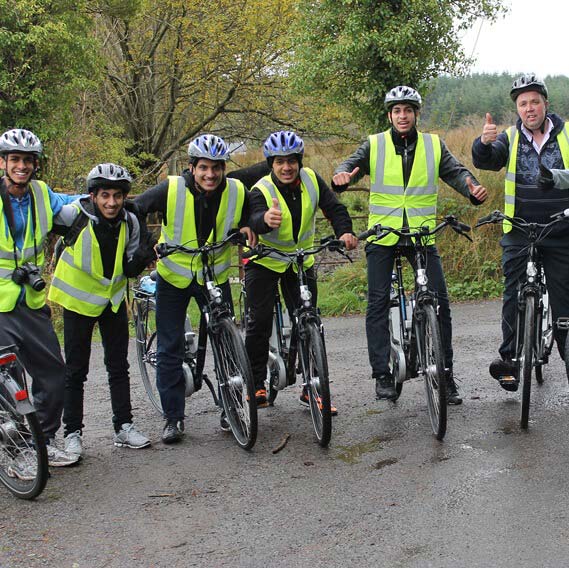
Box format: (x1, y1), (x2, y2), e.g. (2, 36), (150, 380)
(46, 442), (80, 467)
(64, 430), (83, 457)
(7, 449), (38, 481)
(113, 423), (151, 449)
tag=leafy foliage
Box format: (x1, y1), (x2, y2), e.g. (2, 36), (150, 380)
(291, 0), (506, 131)
(0, 0), (99, 140)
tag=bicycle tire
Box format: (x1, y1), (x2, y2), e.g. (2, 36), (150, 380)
(213, 318), (258, 450)
(0, 381), (48, 500)
(420, 305), (447, 440)
(564, 332), (569, 387)
(520, 295), (535, 430)
(134, 299), (163, 414)
(301, 322), (332, 447)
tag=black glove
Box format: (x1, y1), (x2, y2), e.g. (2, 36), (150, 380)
(537, 164), (555, 190)
(124, 199), (141, 216)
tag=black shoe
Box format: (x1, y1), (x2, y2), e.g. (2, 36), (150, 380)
(219, 411), (231, 432)
(489, 358), (518, 392)
(162, 419), (185, 444)
(445, 370), (462, 405)
(375, 373), (397, 400)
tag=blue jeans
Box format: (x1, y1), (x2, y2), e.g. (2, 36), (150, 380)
(365, 243), (452, 377)
(155, 274), (231, 421)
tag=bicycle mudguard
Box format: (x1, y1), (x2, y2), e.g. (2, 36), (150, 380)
(0, 372), (35, 415)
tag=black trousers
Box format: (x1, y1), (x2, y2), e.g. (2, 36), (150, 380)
(500, 244), (569, 360)
(62, 301), (132, 435)
(245, 263), (317, 390)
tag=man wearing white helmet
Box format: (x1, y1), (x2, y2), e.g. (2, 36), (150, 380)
(472, 73), (569, 391)
(135, 134), (255, 443)
(49, 164), (156, 458)
(0, 128), (86, 474)
(334, 86), (488, 404)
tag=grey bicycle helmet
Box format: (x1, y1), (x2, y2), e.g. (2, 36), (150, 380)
(384, 86), (422, 111)
(0, 129), (43, 156)
(510, 74), (548, 102)
(86, 163), (132, 194)
(187, 134), (230, 163)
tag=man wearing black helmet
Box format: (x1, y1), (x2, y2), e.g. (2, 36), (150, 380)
(472, 74), (569, 391)
(49, 164), (156, 458)
(0, 128), (86, 474)
(334, 86), (488, 404)
(135, 134), (254, 444)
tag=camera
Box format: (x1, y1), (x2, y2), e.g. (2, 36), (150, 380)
(12, 262), (46, 291)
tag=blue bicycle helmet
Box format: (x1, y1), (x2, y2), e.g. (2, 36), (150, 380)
(187, 134), (230, 163)
(263, 131), (305, 158)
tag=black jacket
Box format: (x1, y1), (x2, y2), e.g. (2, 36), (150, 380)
(333, 127), (483, 206)
(134, 170), (250, 246)
(472, 112), (569, 242)
(248, 169), (353, 239)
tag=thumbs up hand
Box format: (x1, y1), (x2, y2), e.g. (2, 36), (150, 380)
(481, 112), (498, 145)
(264, 197), (283, 229)
(466, 176), (488, 203)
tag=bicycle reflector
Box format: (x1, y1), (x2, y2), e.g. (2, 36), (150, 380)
(14, 390), (28, 401)
(0, 353), (16, 367)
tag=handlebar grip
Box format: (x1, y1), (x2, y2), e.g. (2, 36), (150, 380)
(475, 210), (501, 227)
(551, 208), (569, 219)
(155, 242), (169, 258)
(320, 234), (335, 245)
(456, 221), (471, 233)
(358, 227), (376, 240)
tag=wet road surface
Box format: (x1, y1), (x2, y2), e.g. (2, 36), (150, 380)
(2, 300), (569, 567)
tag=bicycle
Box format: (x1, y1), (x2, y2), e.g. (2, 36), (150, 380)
(134, 230), (257, 450)
(243, 237), (349, 447)
(0, 345), (48, 499)
(358, 215), (472, 440)
(476, 209), (567, 429)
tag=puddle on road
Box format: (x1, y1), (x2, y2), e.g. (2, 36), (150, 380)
(372, 458), (398, 470)
(335, 435), (394, 464)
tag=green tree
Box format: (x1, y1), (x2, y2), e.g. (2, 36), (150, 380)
(90, 0), (315, 177)
(0, 0), (99, 140)
(291, 0), (506, 131)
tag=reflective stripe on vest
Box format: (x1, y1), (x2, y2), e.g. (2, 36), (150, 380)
(0, 180), (53, 311)
(504, 123), (569, 232)
(368, 131), (440, 246)
(255, 168), (319, 273)
(48, 213), (128, 316)
(157, 176), (245, 287)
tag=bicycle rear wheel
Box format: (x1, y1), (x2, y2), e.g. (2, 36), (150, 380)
(520, 295), (535, 430)
(0, 378), (48, 500)
(214, 318), (257, 450)
(419, 305), (447, 440)
(301, 322), (332, 447)
(134, 299), (163, 414)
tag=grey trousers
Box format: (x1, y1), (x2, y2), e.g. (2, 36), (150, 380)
(0, 303), (65, 441)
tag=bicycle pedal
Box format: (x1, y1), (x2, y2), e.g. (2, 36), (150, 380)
(556, 317), (569, 330)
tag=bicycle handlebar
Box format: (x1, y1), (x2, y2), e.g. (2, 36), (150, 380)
(242, 236), (346, 261)
(156, 229), (246, 259)
(358, 215), (472, 243)
(475, 209), (569, 230)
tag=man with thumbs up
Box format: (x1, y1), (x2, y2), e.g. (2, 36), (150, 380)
(472, 73), (569, 391)
(245, 131), (357, 408)
(333, 86), (488, 404)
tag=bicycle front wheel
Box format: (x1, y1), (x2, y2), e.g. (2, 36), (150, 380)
(419, 305), (447, 440)
(0, 381), (48, 499)
(134, 299), (163, 414)
(535, 293), (553, 385)
(301, 322), (332, 447)
(520, 295), (536, 430)
(214, 318), (257, 450)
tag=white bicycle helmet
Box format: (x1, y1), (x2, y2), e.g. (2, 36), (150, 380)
(0, 129), (43, 156)
(510, 73), (548, 102)
(187, 134), (230, 162)
(384, 86), (422, 111)
(86, 163), (132, 193)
